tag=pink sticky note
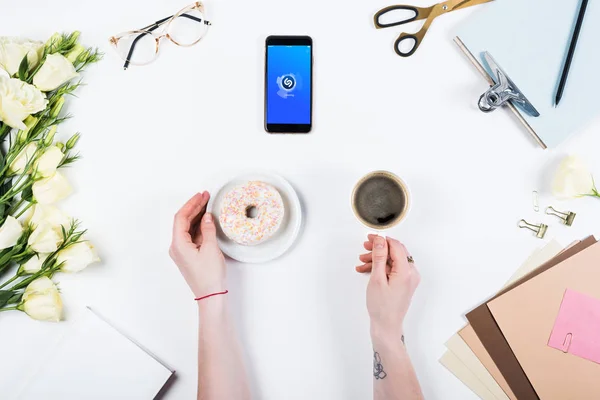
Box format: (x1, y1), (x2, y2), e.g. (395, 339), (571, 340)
(548, 289), (600, 364)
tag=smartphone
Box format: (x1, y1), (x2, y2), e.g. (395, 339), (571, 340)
(264, 36), (313, 133)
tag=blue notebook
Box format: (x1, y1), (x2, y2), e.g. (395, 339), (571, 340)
(455, 0), (600, 148)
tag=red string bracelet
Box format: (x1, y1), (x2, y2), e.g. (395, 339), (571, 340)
(195, 290), (229, 302)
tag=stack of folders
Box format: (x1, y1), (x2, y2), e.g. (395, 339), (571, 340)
(441, 236), (600, 399)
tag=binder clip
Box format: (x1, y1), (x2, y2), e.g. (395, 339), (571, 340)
(478, 51), (540, 117)
(546, 206), (576, 226)
(518, 219), (547, 239)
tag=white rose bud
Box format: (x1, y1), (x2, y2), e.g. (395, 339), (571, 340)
(58, 242), (100, 273)
(66, 44), (86, 64)
(0, 76), (48, 130)
(552, 155), (596, 199)
(0, 37), (43, 76)
(33, 53), (79, 92)
(34, 146), (64, 178)
(19, 277), (62, 322)
(28, 221), (62, 253)
(9, 143), (38, 175)
(32, 171), (72, 204)
(21, 253), (50, 274)
(0, 216), (23, 250)
(28, 203), (71, 230)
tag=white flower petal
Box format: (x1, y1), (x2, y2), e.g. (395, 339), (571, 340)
(21, 276), (62, 322)
(32, 171), (72, 205)
(0, 76), (47, 130)
(21, 253), (50, 274)
(58, 241), (100, 273)
(9, 143), (38, 175)
(35, 146), (63, 178)
(552, 155), (594, 199)
(28, 204), (71, 230)
(0, 216), (23, 250)
(0, 37), (43, 76)
(33, 53), (79, 92)
(28, 221), (62, 253)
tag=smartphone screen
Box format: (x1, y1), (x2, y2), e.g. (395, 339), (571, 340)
(265, 36), (312, 133)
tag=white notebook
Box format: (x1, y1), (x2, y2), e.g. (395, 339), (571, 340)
(18, 307), (174, 400)
(456, 0), (600, 148)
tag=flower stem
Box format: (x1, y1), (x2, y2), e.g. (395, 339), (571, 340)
(7, 198), (26, 216)
(0, 274), (20, 290)
(0, 306), (18, 312)
(14, 202), (33, 219)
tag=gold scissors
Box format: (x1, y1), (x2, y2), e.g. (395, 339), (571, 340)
(374, 0), (493, 57)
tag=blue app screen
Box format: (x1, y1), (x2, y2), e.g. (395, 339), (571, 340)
(266, 45), (312, 125)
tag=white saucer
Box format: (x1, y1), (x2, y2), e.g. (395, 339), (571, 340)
(211, 173), (302, 264)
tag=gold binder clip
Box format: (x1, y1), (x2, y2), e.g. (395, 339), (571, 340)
(546, 206), (576, 226)
(518, 219), (548, 239)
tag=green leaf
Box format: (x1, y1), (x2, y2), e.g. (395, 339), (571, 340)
(8, 293), (22, 304)
(21, 186), (33, 203)
(18, 56), (29, 81)
(0, 290), (15, 308)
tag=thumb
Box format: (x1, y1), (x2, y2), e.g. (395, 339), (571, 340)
(370, 236), (388, 283)
(201, 212), (217, 244)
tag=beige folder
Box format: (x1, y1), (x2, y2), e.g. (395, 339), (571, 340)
(488, 241), (600, 399)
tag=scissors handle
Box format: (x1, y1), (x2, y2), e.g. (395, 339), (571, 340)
(373, 5), (430, 29)
(394, 29), (427, 57)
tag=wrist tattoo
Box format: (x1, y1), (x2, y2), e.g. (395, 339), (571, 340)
(373, 351), (387, 380)
(401, 334), (405, 344)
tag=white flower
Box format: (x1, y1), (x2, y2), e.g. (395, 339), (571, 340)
(32, 171), (72, 204)
(21, 253), (50, 274)
(35, 145), (63, 178)
(0, 216), (23, 250)
(57, 241), (100, 273)
(9, 143), (38, 175)
(552, 155), (596, 199)
(28, 221), (62, 253)
(0, 37), (43, 76)
(19, 277), (62, 322)
(28, 203), (71, 230)
(33, 54), (79, 92)
(0, 76), (48, 130)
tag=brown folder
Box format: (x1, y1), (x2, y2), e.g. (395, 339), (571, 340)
(466, 236), (597, 399)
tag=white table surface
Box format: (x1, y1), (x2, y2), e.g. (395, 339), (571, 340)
(2, 1), (600, 399)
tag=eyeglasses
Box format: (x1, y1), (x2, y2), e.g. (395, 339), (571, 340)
(110, 2), (211, 70)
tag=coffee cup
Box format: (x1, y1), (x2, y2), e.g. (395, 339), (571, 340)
(351, 171), (411, 230)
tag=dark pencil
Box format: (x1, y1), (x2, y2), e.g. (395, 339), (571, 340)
(555, 0), (589, 106)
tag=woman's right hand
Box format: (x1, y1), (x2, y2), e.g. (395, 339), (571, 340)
(356, 235), (420, 340)
(169, 192), (227, 299)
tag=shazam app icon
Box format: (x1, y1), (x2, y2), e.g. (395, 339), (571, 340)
(277, 73), (298, 99)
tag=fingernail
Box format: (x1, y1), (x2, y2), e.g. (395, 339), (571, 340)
(375, 237), (385, 249)
(204, 213), (213, 223)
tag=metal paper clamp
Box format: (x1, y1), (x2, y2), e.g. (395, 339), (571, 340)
(478, 51), (540, 117)
(546, 206), (576, 226)
(518, 219), (548, 239)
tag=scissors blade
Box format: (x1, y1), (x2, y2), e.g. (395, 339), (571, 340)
(448, 0), (494, 12)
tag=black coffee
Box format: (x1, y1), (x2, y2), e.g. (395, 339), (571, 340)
(353, 174), (407, 227)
